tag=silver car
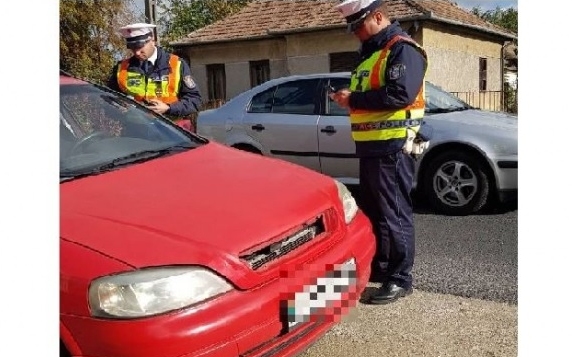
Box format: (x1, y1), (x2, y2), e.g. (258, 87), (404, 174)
(197, 73), (517, 216)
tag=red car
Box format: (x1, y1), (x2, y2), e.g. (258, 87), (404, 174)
(59, 71), (376, 357)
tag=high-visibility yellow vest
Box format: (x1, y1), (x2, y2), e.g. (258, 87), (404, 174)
(349, 35), (427, 142)
(117, 54), (181, 105)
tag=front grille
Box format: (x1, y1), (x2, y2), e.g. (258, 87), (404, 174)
(241, 216), (325, 270)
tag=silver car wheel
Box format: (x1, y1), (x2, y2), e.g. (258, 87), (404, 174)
(422, 150), (490, 216)
(433, 160), (478, 207)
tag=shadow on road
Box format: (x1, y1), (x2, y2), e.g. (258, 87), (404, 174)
(359, 286), (380, 303)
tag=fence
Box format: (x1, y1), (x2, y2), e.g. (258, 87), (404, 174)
(450, 88), (518, 114)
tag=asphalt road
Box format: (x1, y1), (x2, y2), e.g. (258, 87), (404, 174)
(413, 201), (518, 304)
(351, 186), (518, 304)
(298, 191), (518, 357)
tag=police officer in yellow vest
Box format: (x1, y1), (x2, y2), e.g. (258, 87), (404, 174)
(331, 0), (428, 304)
(107, 23), (202, 131)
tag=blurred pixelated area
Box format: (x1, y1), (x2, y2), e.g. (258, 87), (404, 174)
(278, 258), (359, 332)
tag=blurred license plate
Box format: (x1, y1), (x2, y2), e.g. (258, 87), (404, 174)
(285, 257), (357, 331)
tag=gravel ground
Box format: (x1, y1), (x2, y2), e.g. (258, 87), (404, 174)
(300, 287), (517, 357)
(300, 189), (519, 356)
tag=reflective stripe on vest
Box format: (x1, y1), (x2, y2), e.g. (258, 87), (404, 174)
(117, 54), (181, 104)
(349, 35), (427, 142)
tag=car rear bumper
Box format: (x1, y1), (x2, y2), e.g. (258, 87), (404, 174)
(61, 212), (375, 357)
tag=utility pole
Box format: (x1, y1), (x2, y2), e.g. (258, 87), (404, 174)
(144, 0), (160, 45)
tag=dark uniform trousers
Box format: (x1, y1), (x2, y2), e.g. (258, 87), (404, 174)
(359, 150), (415, 290)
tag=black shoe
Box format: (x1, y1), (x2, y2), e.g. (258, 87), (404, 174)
(368, 283), (412, 305)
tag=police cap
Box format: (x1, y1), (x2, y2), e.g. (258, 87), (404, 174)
(118, 23), (156, 50)
(335, 0), (383, 33)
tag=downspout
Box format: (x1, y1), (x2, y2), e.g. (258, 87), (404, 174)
(501, 41), (509, 111)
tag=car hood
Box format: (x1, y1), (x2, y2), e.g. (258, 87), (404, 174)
(428, 109), (517, 131)
(60, 142), (338, 288)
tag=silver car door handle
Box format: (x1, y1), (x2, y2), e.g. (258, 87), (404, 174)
(320, 126), (337, 134)
(251, 124), (265, 131)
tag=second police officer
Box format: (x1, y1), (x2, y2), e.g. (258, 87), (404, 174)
(107, 23), (202, 131)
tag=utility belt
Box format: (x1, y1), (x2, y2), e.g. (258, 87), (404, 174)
(402, 122), (433, 157)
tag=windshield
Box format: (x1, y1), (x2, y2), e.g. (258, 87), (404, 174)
(60, 77), (204, 181)
(425, 82), (472, 113)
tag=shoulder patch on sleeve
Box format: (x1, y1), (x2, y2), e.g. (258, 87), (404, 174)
(388, 63), (406, 80)
(183, 75), (197, 89)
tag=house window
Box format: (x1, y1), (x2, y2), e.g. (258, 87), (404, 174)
(250, 60), (270, 87)
(206, 64), (226, 100)
(479, 57), (487, 91)
(329, 52), (360, 72)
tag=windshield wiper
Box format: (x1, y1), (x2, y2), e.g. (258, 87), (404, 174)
(426, 106), (469, 114)
(60, 172), (96, 183)
(99, 145), (192, 170)
(59, 145), (192, 182)
(448, 105), (471, 112)
(426, 108), (451, 114)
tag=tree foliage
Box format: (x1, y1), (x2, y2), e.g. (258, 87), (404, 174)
(60, 0), (139, 83)
(471, 6), (517, 34)
(157, 0), (252, 50)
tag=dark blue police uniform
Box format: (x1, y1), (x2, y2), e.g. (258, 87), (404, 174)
(107, 47), (202, 118)
(348, 21), (427, 303)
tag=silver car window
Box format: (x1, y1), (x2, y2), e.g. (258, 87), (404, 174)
(249, 87), (275, 113)
(327, 78), (351, 116)
(425, 82), (470, 110)
(249, 79), (319, 115)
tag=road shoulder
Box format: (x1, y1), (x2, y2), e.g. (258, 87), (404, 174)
(301, 289), (517, 357)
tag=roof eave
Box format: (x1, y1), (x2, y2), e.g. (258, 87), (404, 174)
(171, 33), (276, 47)
(266, 23), (346, 35)
(171, 24), (346, 47)
(171, 14), (517, 48)
(424, 15), (517, 40)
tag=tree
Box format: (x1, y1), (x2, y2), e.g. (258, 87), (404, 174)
(60, 0), (139, 83)
(471, 6), (517, 34)
(157, 0), (252, 50)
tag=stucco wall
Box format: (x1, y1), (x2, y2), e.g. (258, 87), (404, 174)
(189, 63), (208, 99)
(422, 23), (503, 91)
(184, 39), (286, 65)
(282, 30), (354, 75)
(225, 62), (251, 99)
(284, 30), (360, 57)
(422, 23), (505, 111)
(181, 22), (508, 110)
(181, 39), (288, 99)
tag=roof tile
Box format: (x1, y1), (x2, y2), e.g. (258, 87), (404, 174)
(173, 0), (515, 45)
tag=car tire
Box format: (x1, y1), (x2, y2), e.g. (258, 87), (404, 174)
(422, 151), (490, 216)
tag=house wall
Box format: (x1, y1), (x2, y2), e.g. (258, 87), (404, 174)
(282, 29), (358, 74)
(182, 39), (288, 99)
(281, 22), (421, 74)
(181, 22), (508, 111)
(422, 22), (505, 110)
(182, 29), (356, 98)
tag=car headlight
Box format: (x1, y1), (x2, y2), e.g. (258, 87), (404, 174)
(88, 266), (233, 319)
(335, 181), (358, 224)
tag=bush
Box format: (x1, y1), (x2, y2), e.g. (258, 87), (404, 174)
(504, 84), (518, 114)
